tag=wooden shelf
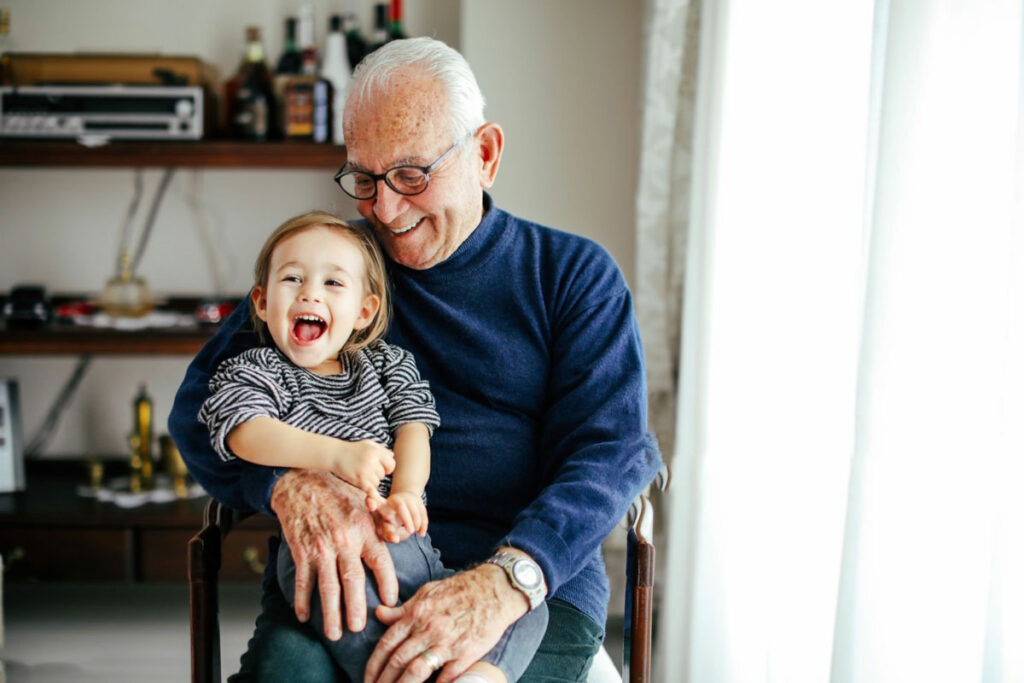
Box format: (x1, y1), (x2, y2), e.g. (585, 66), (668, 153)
(0, 462), (278, 582)
(0, 295), (240, 355)
(0, 324), (218, 355)
(0, 139), (346, 168)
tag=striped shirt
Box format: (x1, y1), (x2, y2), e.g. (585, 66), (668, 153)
(199, 340), (440, 498)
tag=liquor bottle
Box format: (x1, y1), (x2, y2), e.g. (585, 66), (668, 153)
(276, 17), (302, 75)
(274, 17), (302, 138)
(368, 3), (390, 55)
(296, 2), (316, 58)
(388, 0), (407, 40)
(229, 26), (277, 141)
(321, 14), (351, 145)
(342, 13), (367, 71)
(284, 50), (331, 141)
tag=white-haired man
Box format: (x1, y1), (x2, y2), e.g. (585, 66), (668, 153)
(171, 37), (660, 683)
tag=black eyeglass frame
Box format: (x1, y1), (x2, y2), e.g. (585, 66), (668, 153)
(333, 131), (473, 200)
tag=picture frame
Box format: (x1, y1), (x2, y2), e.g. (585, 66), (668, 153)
(0, 378), (25, 493)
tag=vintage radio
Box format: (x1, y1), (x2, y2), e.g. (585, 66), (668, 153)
(0, 85), (205, 140)
(0, 53), (217, 88)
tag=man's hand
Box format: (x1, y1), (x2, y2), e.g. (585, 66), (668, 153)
(270, 469), (399, 640)
(363, 562), (531, 683)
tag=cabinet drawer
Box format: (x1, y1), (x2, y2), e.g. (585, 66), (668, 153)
(0, 527), (130, 580)
(140, 527), (275, 581)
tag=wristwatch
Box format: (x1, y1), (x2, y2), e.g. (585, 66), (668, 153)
(486, 551), (547, 611)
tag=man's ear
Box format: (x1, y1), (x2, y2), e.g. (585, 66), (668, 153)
(476, 122), (504, 189)
(251, 286), (269, 321)
(353, 293), (381, 331)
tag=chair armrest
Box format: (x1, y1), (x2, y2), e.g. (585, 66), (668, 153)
(622, 463), (669, 683)
(188, 499), (255, 683)
(624, 495), (655, 683)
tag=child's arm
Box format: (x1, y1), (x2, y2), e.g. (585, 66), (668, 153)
(373, 422), (431, 542)
(390, 422), (431, 495)
(228, 417), (395, 500)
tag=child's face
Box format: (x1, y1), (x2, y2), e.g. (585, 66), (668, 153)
(252, 226), (380, 374)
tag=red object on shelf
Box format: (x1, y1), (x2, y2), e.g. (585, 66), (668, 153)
(195, 300), (236, 325)
(55, 301), (97, 318)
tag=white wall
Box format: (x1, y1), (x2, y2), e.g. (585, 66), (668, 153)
(463, 0), (642, 283)
(0, 0), (642, 461)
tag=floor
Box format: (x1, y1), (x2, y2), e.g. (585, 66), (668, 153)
(0, 582), (626, 682)
(0, 581), (261, 683)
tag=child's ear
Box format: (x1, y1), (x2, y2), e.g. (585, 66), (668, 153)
(251, 286), (269, 321)
(353, 294), (381, 331)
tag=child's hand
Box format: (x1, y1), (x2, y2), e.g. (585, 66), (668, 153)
(330, 440), (395, 500)
(373, 491), (428, 544)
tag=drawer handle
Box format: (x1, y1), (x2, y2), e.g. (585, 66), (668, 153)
(242, 545), (266, 575)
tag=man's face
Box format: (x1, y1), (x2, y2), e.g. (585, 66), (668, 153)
(343, 70), (485, 270)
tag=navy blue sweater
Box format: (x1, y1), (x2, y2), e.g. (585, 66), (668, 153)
(169, 194), (661, 629)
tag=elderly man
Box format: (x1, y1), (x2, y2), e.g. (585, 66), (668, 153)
(170, 37), (660, 682)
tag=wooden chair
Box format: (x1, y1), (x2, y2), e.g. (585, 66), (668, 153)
(188, 467), (668, 683)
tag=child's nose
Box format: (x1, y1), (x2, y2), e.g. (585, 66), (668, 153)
(298, 284), (322, 302)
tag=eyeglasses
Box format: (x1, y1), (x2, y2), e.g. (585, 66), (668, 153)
(334, 132), (472, 200)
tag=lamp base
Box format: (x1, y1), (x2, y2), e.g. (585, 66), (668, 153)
(99, 275), (155, 317)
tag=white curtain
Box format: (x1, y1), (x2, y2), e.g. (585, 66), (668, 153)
(651, 0), (1024, 681)
(634, 0), (702, 458)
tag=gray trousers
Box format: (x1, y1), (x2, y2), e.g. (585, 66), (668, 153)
(278, 533), (548, 682)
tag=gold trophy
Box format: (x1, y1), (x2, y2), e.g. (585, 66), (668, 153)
(160, 434), (190, 498)
(130, 385), (154, 490)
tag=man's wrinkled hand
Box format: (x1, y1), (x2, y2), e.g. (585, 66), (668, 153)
(363, 564), (528, 683)
(270, 469), (399, 641)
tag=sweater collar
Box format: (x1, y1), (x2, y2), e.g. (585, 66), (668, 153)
(387, 192), (507, 282)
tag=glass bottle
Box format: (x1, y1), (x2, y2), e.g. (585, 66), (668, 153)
(368, 3), (390, 55)
(388, 0), (407, 40)
(342, 13), (367, 71)
(321, 14), (351, 145)
(274, 17), (302, 139)
(229, 26), (276, 141)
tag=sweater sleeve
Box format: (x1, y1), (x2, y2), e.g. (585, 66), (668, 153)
(499, 260), (663, 596)
(373, 341), (441, 435)
(168, 298), (288, 515)
(198, 349), (288, 462)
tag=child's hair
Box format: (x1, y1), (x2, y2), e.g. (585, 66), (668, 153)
(251, 211), (390, 356)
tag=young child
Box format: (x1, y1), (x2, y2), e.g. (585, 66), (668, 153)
(198, 212), (546, 683)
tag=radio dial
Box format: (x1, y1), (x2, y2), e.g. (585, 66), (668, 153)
(175, 99), (195, 119)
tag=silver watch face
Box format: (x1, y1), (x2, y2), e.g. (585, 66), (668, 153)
(512, 559), (542, 590)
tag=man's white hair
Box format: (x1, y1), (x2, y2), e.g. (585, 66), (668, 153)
(349, 37), (486, 141)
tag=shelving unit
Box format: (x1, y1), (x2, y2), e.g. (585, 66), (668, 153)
(0, 139), (346, 168)
(0, 324), (218, 355)
(0, 139), (345, 353)
(0, 296), (242, 355)
(0, 142), (315, 579)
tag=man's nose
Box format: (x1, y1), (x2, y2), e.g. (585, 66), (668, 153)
(372, 181), (409, 225)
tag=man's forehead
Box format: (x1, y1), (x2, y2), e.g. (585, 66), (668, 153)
(344, 122), (449, 171)
(344, 74), (448, 169)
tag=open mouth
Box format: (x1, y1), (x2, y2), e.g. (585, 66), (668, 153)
(291, 314), (327, 343)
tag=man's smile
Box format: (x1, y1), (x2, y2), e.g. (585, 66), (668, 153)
(387, 217), (425, 236)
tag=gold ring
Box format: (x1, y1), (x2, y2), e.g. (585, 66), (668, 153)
(421, 649), (443, 671)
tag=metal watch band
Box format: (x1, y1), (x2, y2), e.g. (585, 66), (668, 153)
(486, 551), (547, 611)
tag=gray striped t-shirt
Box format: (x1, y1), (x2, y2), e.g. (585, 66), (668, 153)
(199, 340), (440, 498)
